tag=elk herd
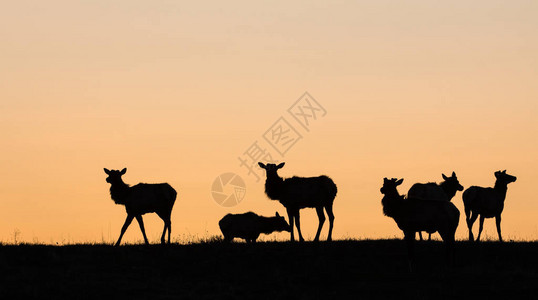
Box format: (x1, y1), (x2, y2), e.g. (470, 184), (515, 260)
(103, 165), (517, 267)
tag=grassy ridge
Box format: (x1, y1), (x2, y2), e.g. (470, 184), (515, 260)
(1, 240), (537, 299)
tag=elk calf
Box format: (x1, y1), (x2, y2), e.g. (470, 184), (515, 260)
(219, 212), (291, 243)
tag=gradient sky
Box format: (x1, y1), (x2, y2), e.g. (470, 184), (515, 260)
(1, 1), (537, 243)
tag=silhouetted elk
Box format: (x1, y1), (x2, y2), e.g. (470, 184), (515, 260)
(381, 178), (459, 269)
(219, 212), (291, 243)
(258, 162), (337, 242)
(463, 170), (517, 242)
(104, 168), (177, 246)
(408, 172), (464, 241)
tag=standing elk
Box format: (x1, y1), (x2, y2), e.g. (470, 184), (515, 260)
(463, 170), (517, 242)
(408, 172), (464, 241)
(380, 178), (459, 269)
(258, 162), (337, 242)
(104, 168), (177, 246)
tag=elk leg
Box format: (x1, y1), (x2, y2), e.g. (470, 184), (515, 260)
(313, 206), (326, 242)
(167, 220), (172, 244)
(135, 215), (149, 245)
(325, 204), (335, 242)
(418, 232), (423, 241)
(115, 215), (134, 246)
(428, 233), (432, 241)
(287, 208), (295, 242)
(157, 211), (172, 244)
(476, 216), (485, 241)
(467, 212), (479, 241)
(294, 211), (305, 242)
(160, 218), (171, 244)
(495, 215), (503, 242)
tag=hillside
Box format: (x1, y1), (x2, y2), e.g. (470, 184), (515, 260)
(1, 240), (537, 299)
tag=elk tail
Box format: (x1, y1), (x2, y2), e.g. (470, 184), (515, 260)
(166, 184), (178, 205)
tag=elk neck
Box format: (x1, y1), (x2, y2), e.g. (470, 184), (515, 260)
(381, 189), (404, 218)
(494, 180), (509, 200)
(439, 181), (456, 200)
(264, 171), (284, 200)
(259, 216), (280, 234)
(109, 180), (130, 205)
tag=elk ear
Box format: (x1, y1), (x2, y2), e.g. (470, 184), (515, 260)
(442, 173), (448, 180)
(503, 170), (506, 173)
(495, 171), (501, 178)
(276, 212), (280, 217)
(258, 162), (266, 169)
(104, 168), (111, 175)
(277, 162), (285, 169)
(452, 171), (456, 177)
(120, 168), (127, 175)
(395, 178), (404, 185)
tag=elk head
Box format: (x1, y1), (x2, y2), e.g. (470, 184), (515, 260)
(104, 168), (127, 184)
(442, 171), (464, 191)
(495, 170), (517, 184)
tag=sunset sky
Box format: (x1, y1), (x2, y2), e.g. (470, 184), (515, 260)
(1, 1), (537, 244)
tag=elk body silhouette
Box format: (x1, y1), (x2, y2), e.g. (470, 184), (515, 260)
(407, 172), (464, 241)
(258, 162), (337, 242)
(463, 170), (517, 242)
(104, 168), (177, 246)
(380, 178), (459, 268)
(219, 212), (291, 243)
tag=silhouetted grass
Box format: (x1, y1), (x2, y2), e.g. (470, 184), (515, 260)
(1, 240), (537, 299)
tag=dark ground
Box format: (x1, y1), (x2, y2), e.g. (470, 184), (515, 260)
(1, 240), (537, 299)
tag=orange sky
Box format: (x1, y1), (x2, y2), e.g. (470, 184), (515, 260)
(1, 1), (537, 244)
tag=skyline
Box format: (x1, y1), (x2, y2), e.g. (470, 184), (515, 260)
(1, 1), (537, 243)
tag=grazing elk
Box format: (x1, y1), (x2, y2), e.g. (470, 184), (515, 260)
(219, 212), (291, 243)
(380, 178), (459, 269)
(463, 170), (517, 242)
(408, 172), (464, 241)
(104, 168), (177, 246)
(258, 162), (337, 242)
